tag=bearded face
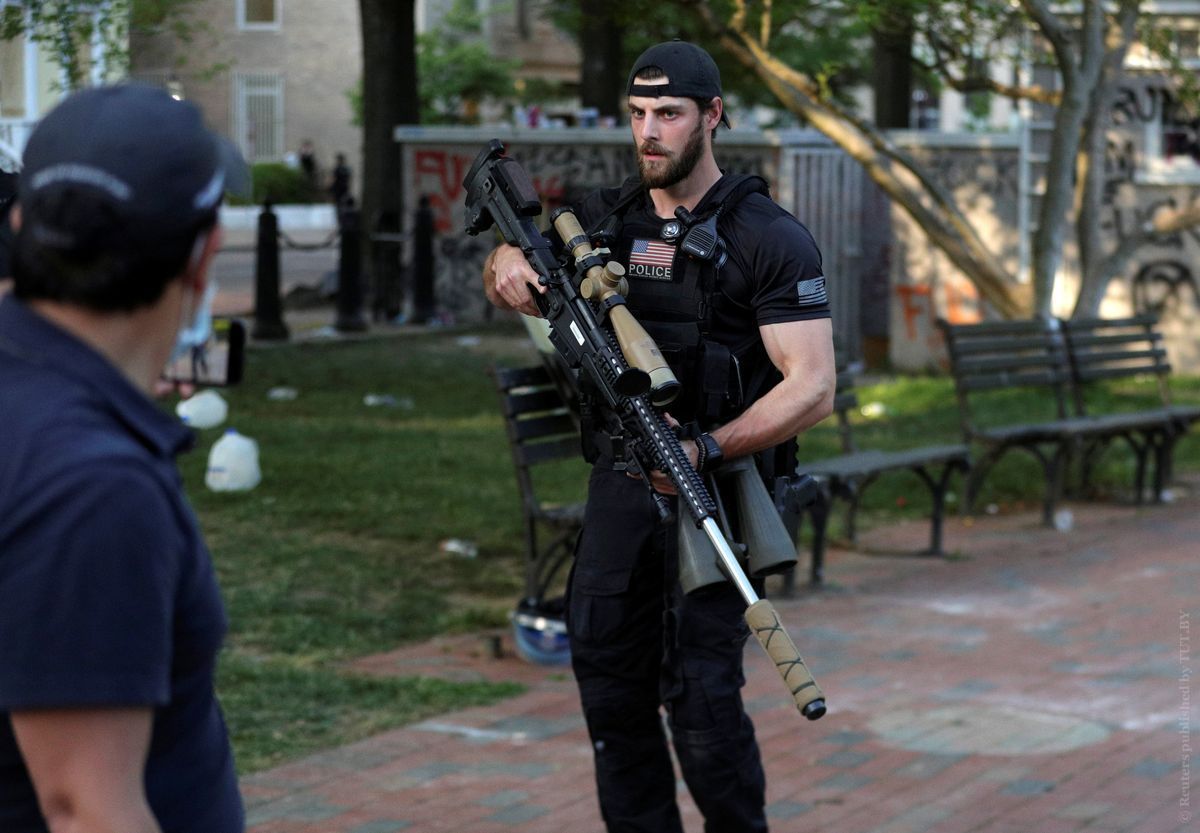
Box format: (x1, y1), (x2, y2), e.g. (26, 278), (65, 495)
(637, 115), (707, 190)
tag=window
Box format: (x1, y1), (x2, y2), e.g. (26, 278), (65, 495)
(0, 34), (25, 119)
(1128, 84), (1200, 183)
(232, 72), (284, 162)
(237, 0), (281, 31)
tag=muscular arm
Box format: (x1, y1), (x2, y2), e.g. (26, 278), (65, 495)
(649, 317), (834, 493)
(482, 243), (545, 317)
(11, 707), (161, 833)
(710, 317), (835, 458)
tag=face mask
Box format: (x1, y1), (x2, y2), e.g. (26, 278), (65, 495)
(170, 277), (218, 365)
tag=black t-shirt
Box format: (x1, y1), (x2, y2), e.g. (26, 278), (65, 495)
(0, 297), (243, 833)
(575, 177), (827, 321)
(569, 175), (829, 424)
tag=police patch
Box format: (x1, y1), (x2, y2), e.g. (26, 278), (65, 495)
(628, 238), (675, 281)
(797, 276), (827, 307)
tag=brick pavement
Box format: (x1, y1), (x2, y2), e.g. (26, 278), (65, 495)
(241, 486), (1199, 833)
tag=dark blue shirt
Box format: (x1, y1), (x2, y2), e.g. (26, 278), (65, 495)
(0, 296), (243, 832)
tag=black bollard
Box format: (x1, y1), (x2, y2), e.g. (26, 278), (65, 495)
(335, 204), (368, 332)
(252, 200), (290, 341)
(371, 209), (402, 322)
(413, 195), (436, 324)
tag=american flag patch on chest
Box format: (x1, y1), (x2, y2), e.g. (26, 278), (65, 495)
(628, 239), (675, 281)
(797, 276), (828, 306)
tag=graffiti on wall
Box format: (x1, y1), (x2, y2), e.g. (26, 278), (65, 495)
(889, 145), (1015, 365)
(405, 138), (771, 322)
(1104, 81), (1200, 318)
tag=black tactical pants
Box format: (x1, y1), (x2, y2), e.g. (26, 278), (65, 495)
(567, 463), (768, 833)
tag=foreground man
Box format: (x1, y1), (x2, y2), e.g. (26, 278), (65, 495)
(0, 85), (245, 832)
(484, 41), (835, 832)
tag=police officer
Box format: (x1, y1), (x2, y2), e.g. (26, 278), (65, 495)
(484, 41), (835, 832)
(0, 85), (246, 832)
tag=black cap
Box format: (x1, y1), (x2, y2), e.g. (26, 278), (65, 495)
(627, 40), (731, 128)
(18, 84), (249, 253)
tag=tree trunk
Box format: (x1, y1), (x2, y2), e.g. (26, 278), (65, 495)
(1030, 80), (1087, 316)
(870, 12), (914, 129)
(578, 0), (624, 120)
(1072, 3), (1140, 319)
(359, 0), (418, 317)
(1029, 0), (1104, 317)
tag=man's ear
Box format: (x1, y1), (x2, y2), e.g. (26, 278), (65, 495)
(9, 203), (20, 232)
(707, 98), (724, 131)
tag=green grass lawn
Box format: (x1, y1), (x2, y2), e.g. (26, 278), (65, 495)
(182, 322), (1200, 772)
(180, 323), (568, 772)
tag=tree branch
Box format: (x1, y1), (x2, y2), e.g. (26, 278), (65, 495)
(729, 0), (747, 35)
(686, 0), (1026, 317)
(1018, 0), (1073, 54)
(914, 54), (1061, 105)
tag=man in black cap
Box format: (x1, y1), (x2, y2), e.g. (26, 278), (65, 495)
(0, 85), (246, 832)
(0, 169), (16, 291)
(483, 41), (835, 832)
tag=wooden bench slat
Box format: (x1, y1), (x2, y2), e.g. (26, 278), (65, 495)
(512, 412), (576, 442)
(1066, 332), (1163, 349)
(504, 387), (567, 416)
(518, 435), (581, 466)
(493, 364), (551, 389)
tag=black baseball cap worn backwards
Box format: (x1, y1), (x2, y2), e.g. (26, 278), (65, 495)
(627, 40), (731, 128)
(18, 84), (249, 254)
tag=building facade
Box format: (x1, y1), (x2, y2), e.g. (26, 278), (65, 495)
(131, 0), (362, 193)
(0, 0), (120, 171)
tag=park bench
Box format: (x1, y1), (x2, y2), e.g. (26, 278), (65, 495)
(786, 364), (971, 590)
(1059, 314), (1200, 498)
(489, 364), (585, 624)
(937, 316), (1177, 526)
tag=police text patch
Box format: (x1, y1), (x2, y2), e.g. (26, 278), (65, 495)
(797, 276), (827, 307)
(628, 239), (675, 281)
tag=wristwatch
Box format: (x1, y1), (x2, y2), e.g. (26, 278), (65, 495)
(695, 432), (724, 473)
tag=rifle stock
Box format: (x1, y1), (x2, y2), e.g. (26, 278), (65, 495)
(463, 140), (826, 721)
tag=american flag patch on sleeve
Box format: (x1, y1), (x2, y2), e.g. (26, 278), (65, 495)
(797, 276), (828, 306)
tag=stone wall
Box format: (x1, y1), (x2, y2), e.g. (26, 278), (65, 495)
(394, 124), (1200, 373)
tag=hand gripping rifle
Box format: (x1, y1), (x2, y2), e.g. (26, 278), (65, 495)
(464, 140), (826, 720)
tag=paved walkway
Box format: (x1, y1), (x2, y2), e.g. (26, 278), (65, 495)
(240, 488), (1198, 833)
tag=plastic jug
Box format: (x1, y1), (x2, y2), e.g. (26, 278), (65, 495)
(205, 429), (262, 492)
(176, 389), (228, 429)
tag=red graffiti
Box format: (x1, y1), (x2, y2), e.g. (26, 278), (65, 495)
(896, 278), (981, 360)
(414, 149), (473, 234)
(896, 284), (931, 341)
(941, 280), (980, 325)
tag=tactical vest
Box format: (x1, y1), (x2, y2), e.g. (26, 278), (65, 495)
(584, 173), (796, 486)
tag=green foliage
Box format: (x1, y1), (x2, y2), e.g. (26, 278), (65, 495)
(229, 162), (320, 206)
(1, 0), (205, 91)
(346, 79), (363, 128)
(545, 0), (872, 114)
(418, 0), (520, 124)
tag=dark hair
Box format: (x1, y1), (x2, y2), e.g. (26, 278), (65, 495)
(632, 65), (721, 139)
(12, 188), (216, 312)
